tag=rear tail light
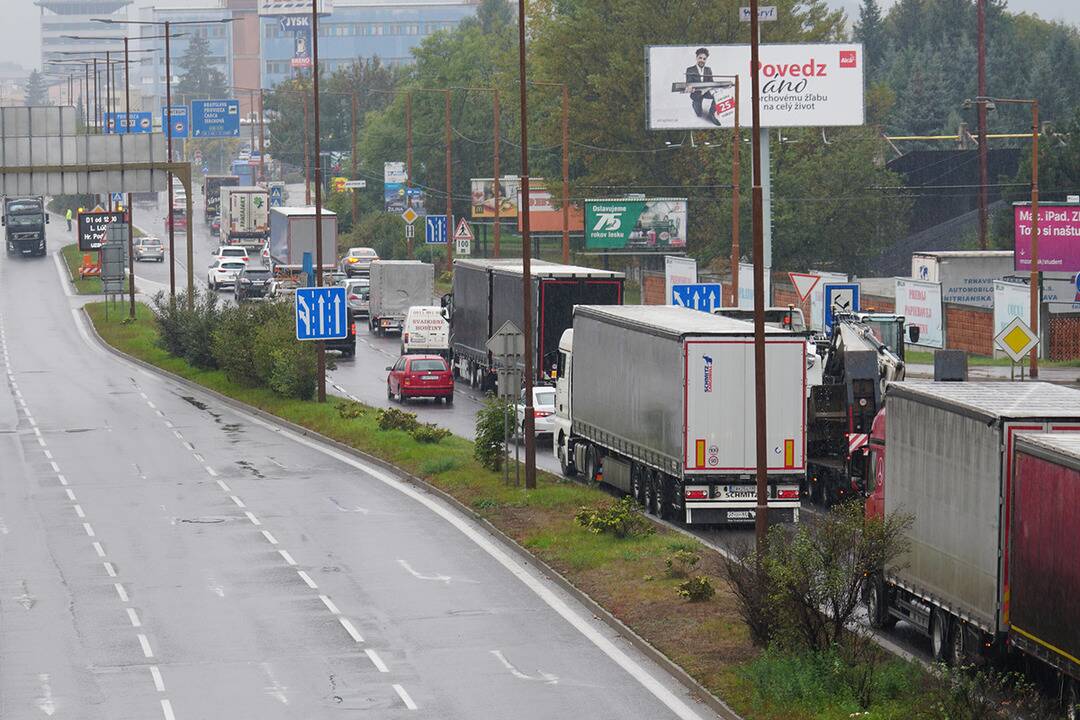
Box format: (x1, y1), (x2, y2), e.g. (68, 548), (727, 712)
(351, 323), (356, 336)
(777, 489), (800, 499)
(534, 410), (552, 418)
(349, 294), (359, 301)
(403, 332), (410, 343)
(684, 488), (709, 500)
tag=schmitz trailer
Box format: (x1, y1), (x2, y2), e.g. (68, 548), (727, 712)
(864, 381), (1080, 669)
(450, 259), (623, 390)
(554, 305), (806, 525)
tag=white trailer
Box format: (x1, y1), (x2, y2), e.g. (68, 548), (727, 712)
(554, 305), (806, 524)
(221, 186), (270, 249)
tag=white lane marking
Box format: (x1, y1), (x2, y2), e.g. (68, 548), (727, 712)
(103, 562), (117, 578)
(165, 421), (174, 429)
(244, 512), (261, 526)
(53, 249), (74, 297)
(37, 437), (46, 447)
(138, 633), (154, 658)
(216, 479), (231, 492)
(115, 583), (129, 602)
(127, 608), (142, 627)
(182, 442), (194, 451)
(393, 684), (419, 710)
(319, 595), (341, 615)
(57, 475), (68, 486)
(43, 449), (51, 459)
(193, 453), (204, 463)
(204, 466), (218, 477)
(49, 461), (59, 473)
(155, 410), (165, 418)
(139, 392), (148, 400)
(491, 649), (559, 684)
(261, 530), (278, 545)
(65, 488), (76, 501)
(36, 673), (56, 716)
(172, 430), (182, 440)
(161, 698), (176, 720)
(149, 666), (165, 692)
(74, 505), (86, 519)
(267, 457), (286, 469)
(32, 426), (41, 437)
(0, 517), (7, 534)
(296, 570), (317, 589)
(365, 649), (389, 673)
(277, 550), (296, 566)
(261, 663), (289, 705)
(83, 523), (95, 537)
(147, 401), (157, 410)
(397, 559), (451, 584)
(229, 495), (246, 508)
(339, 617), (364, 643)
(28, 417), (37, 427)
(92, 542), (106, 558)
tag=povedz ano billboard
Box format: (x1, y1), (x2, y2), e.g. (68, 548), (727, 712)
(645, 43), (865, 130)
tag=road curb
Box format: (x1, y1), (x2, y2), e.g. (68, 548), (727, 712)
(79, 307), (744, 720)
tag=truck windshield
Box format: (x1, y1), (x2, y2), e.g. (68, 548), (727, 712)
(867, 320), (900, 351)
(8, 214), (42, 226)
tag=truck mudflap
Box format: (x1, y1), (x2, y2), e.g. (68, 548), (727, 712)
(685, 504), (800, 525)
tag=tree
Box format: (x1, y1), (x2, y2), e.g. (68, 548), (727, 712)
(175, 34), (228, 102)
(854, 0), (886, 79)
(24, 70), (49, 107)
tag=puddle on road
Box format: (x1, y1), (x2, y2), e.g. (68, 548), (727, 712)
(179, 517), (227, 524)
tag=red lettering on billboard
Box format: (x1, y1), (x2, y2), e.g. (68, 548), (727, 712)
(839, 50), (857, 68)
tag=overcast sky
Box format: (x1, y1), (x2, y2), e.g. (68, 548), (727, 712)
(3, 0), (1079, 73)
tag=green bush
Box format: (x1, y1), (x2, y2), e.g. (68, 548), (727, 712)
(574, 496), (655, 539)
(411, 423), (451, 444)
(474, 395), (510, 471)
(665, 549), (701, 578)
(250, 301), (317, 400)
(151, 291), (188, 357)
(211, 303), (278, 386)
(336, 400), (367, 419)
(151, 289), (220, 369)
(676, 575), (715, 602)
(376, 407), (420, 432)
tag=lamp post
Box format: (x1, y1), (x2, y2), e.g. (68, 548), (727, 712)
(312, 0), (327, 403)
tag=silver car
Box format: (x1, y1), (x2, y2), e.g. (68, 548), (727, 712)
(516, 386), (557, 441)
(340, 278), (370, 316)
(133, 236), (165, 262)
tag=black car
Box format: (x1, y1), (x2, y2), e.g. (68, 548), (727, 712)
(325, 309), (358, 358)
(234, 266), (273, 301)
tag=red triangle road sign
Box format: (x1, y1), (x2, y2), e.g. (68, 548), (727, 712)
(454, 217), (474, 242)
(789, 272), (821, 302)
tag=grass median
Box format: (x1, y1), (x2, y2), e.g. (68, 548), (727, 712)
(87, 300), (947, 720)
(60, 242), (102, 294)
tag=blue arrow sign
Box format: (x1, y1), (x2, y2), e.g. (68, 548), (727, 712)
(425, 214), (448, 245)
(823, 282), (861, 332)
(162, 105), (189, 138)
(191, 99), (240, 138)
(672, 283), (723, 312)
(295, 286), (348, 341)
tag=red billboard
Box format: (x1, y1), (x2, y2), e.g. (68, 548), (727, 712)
(1014, 203), (1080, 273)
(516, 182), (584, 233)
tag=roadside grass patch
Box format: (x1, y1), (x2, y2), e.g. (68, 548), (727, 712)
(60, 242), (103, 294)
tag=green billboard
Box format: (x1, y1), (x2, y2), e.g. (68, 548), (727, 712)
(584, 198), (687, 251)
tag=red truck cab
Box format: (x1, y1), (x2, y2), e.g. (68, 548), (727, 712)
(863, 408), (887, 520)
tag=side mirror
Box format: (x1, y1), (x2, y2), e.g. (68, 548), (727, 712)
(908, 325), (921, 343)
(385, 366), (393, 371)
(45, 214), (50, 224)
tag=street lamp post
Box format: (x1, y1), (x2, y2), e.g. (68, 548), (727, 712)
(516, 0), (536, 489)
(312, 0), (327, 403)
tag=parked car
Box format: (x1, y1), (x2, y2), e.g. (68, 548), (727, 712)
(214, 245), (250, 263)
(133, 235), (164, 262)
(338, 277), (370, 316)
(207, 259), (246, 290)
(234, 266), (273, 301)
(386, 354), (454, 404)
(340, 247), (379, 277)
(516, 385), (557, 440)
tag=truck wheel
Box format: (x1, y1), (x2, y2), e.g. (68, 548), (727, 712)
(584, 446), (598, 484)
(950, 620), (968, 666)
(558, 438), (576, 478)
(646, 470), (660, 516)
(630, 463), (645, 506)
(931, 609), (950, 662)
(658, 476), (677, 522)
(866, 576), (894, 629)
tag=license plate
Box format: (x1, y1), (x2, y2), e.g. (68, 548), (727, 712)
(422, 375), (439, 381)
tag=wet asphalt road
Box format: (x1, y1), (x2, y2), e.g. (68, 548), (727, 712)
(1, 229), (722, 718)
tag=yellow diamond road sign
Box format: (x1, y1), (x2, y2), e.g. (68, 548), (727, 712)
(401, 207), (418, 225)
(995, 316), (1039, 363)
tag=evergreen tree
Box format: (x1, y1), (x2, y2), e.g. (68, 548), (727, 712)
(24, 70), (49, 106)
(175, 34), (228, 102)
(854, 0), (886, 79)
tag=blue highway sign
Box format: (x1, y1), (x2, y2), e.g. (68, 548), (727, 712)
(823, 282), (861, 332)
(191, 99), (240, 138)
(672, 283), (723, 312)
(295, 286), (348, 341)
(268, 184), (285, 207)
(104, 111), (153, 134)
(162, 106), (189, 138)
(110, 192), (124, 205)
(425, 214), (448, 245)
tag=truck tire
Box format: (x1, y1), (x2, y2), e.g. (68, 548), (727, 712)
(584, 446), (598, 484)
(646, 470), (660, 516)
(659, 475), (678, 522)
(949, 620), (968, 666)
(558, 436), (576, 478)
(866, 576), (894, 630)
(931, 609), (950, 662)
(630, 463), (645, 506)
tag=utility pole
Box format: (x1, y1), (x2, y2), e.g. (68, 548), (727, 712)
(749, 0), (769, 552)
(516, 0), (536, 489)
(93, 58), (100, 131)
(406, 91), (414, 259)
(84, 64), (90, 130)
(303, 93), (311, 205)
(123, 36), (136, 319)
(493, 89), (500, 258)
(445, 89), (453, 265)
(351, 92), (358, 225)
(259, 89), (266, 184)
(165, 20), (175, 297)
(312, 0), (326, 403)
(1029, 101), (1040, 378)
(560, 84), (570, 264)
(977, 0), (988, 250)
(731, 74), (741, 307)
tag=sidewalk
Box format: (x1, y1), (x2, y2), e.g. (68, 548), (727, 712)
(907, 362), (1080, 386)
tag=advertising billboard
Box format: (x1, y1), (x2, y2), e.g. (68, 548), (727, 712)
(664, 255), (697, 305)
(1014, 202), (1080, 273)
(645, 43), (865, 130)
(895, 278), (943, 348)
(471, 176), (519, 218)
(993, 280), (1030, 339)
(516, 181), (584, 232)
(384, 161), (406, 212)
(584, 198), (687, 251)
(259, 0), (332, 14)
(291, 25), (312, 69)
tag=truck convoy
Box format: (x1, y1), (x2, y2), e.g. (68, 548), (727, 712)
(554, 305), (806, 525)
(203, 174), (239, 224)
(3, 196), (48, 257)
(220, 186), (270, 250)
(865, 381), (1080, 711)
(367, 260), (434, 336)
(267, 207), (337, 273)
(450, 259), (624, 389)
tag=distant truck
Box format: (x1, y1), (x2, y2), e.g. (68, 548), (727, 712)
(865, 381), (1080, 684)
(449, 259), (624, 390)
(267, 206), (337, 272)
(203, 174), (239, 224)
(554, 305), (806, 524)
(220, 186), (270, 250)
(3, 196), (48, 257)
(230, 159), (254, 187)
(367, 260), (434, 336)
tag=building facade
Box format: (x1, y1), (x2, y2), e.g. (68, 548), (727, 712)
(37, 0), (133, 70)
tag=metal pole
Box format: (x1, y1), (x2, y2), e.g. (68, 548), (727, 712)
(516, 0), (536, 490)
(977, 0), (988, 250)
(124, 37), (136, 319)
(165, 21), (176, 299)
(108, 51), (115, 133)
(351, 91), (358, 224)
(493, 88), (501, 258)
(560, 83), (570, 264)
(93, 58), (100, 131)
(749, 0), (769, 551)
(303, 93), (311, 205)
(185, 172), (194, 309)
(84, 64), (90, 130)
(1029, 101), (1040, 378)
(445, 89), (453, 265)
(312, 0), (326, 403)
(731, 74), (741, 307)
(406, 91), (413, 259)
(259, 89), (266, 183)
(249, 90), (256, 162)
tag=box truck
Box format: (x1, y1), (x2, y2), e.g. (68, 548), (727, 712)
(220, 186), (270, 249)
(450, 259), (624, 390)
(367, 260), (434, 336)
(554, 305), (806, 525)
(268, 206), (337, 272)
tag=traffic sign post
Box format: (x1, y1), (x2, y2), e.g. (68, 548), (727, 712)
(191, 100), (240, 138)
(405, 224), (415, 240)
(671, 282), (723, 312)
(295, 287), (349, 341)
(823, 282), (861, 332)
(487, 320), (526, 486)
(425, 214), (448, 245)
(454, 218), (474, 256)
(401, 207), (419, 225)
(344, 180), (366, 190)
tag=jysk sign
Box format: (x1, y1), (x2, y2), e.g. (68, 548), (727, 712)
(77, 210), (124, 251)
(585, 198), (687, 251)
(191, 100), (240, 138)
(162, 106), (188, 138)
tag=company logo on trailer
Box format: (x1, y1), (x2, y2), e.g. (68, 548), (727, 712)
(703, 355), (713, 393)
(839, 50), (857, 68)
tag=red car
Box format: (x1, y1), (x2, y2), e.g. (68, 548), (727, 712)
(386, 354), (454, 404)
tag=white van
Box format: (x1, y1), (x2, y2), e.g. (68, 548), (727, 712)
(402, 306), (450, 356)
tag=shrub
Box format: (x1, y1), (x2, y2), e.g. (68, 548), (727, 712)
(151, 289), (221, 369)
(574, 496), (655, 539)
(250, 301), (317, 400)
(376, 407), (420, 432)
(474, 395), (510, 471)
(411, 423), (450, 444)
(665, 549), (701, 578)
(676, 575), (715, 602)
(336, 400), (366, 419)
(211, 303), (272, 386)
(151, 290), (188, 357)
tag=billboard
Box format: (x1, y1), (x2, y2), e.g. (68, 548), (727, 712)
(471, 176), (519, 218)
(1014, 202), (1080, 273)
(664, 255), (697, 305)
(645, 43), (865, 130)
(259, 0), (332, 14)
(993, 281), (1030, 339)
(584, 198), (687, 251)
(895, 278), (943, 348)
(516, 180), (584, 232)
(77, 210), (124, 252)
